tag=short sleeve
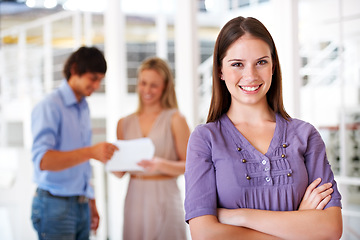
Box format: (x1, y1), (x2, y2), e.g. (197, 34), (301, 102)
(184, 125), (218, 222)
(304, 124), (342, 209)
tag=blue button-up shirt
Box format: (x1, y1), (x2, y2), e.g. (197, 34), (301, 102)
(31, 80), (94, 198)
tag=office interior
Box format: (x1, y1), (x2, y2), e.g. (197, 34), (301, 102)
(0, 0), (359, 239)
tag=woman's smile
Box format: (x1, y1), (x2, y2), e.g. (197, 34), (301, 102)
(238, 84), (263, 93)
(221, 33), (273, 106)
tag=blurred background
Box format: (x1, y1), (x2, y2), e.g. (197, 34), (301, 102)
(0, 0), (359, 239)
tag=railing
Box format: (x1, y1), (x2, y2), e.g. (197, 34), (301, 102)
(197, 54), (213, 124)
(0, 10), (100, 102)
(2, 2), (360, 239)
(300, 41), (340, 86)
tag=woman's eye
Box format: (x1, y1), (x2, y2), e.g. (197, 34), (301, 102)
(231, 62), (242, 67)
(258, 60), (268, 65)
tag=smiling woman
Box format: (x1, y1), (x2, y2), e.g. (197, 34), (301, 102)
(221, 33), (273, 107)
(184, 16), (343, 240)
(112, 57), (191, 240)
(137, 69), (166, 108)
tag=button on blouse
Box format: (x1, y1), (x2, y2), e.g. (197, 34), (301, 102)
(184, 113), (342, 223)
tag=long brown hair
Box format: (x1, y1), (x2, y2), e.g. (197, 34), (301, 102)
(207, 16), (290, 123)
(136, 57), (178, 113)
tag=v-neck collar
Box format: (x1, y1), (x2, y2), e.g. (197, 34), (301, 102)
(136, 110), (165, 138)
(220, 113), (286, 158)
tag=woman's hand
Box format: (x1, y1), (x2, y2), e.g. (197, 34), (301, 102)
(112, 171), (126, 178)
(137, 157), (164, 173)
(298, 178), (333, 210)
(217, 178), (334, 228)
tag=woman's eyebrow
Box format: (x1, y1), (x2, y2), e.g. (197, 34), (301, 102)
(227, 55), (270, 62)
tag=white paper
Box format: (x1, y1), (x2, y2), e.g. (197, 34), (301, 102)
(105, 138), (155, 172)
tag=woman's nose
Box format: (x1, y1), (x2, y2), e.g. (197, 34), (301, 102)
(243, 65), (258, 80)
(144, 85), (152, 93)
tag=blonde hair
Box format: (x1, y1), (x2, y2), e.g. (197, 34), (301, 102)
(136, 57), (178, 113)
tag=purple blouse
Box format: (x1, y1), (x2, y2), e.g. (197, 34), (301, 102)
(184, 113), (342, 222)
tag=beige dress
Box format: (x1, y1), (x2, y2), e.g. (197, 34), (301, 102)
(121, 109), (187, 240)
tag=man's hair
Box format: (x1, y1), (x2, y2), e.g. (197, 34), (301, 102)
(63, 46), (107, 81)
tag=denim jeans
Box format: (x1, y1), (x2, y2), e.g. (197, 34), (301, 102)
(31, 188), (90, 240)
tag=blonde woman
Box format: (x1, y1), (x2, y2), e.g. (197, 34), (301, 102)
(114, 57), (190, 240)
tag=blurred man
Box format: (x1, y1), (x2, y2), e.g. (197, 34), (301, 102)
(30, 46), (118, 240)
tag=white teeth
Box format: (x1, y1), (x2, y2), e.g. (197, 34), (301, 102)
(240, 85), (260, 91)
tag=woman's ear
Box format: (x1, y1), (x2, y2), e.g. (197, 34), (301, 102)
(219, 71), (224, 81)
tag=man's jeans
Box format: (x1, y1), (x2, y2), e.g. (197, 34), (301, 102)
(31, 188), (90, 240)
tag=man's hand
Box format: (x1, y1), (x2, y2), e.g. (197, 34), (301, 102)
(89, 199), (100, 232)
(91, 142), (118, 163)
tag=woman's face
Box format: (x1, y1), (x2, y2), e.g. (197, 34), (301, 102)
(220, 33), (273, 108)
(137, 69), (166, 106)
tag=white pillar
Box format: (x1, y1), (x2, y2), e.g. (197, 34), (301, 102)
(156, 0), (168, 59)
(83, 11), (93, 46)
(104, 0), (128, 239)
(23, 97), (33, 150)
(73, 11), (82, 49)
(175, 0), (200, 129)
(337, 0), (349, 214)
(17, 30), (26, 97)
(43, 23), (53, 93)
(272, 0), (300, 118)
(0, 47), (6, 147)
(104, 0), (127, 159)
(156, 13), (168, 59)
